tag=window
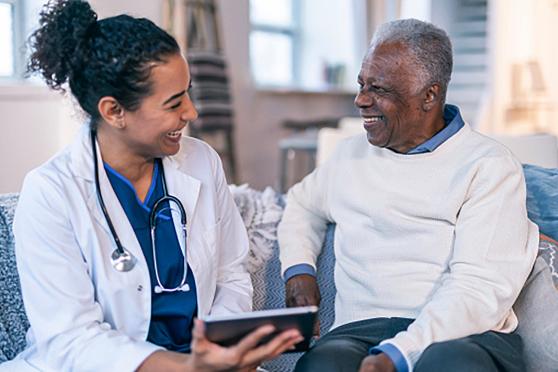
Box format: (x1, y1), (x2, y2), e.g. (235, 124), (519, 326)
(249, 0), (297, 87)
(0, 0), (45, 80)
(0, 0), (19, 78)
(249, 0), (366, 91)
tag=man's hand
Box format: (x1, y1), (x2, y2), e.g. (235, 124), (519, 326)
(285, 274), (321, 336)
(359, 353), (396, 372)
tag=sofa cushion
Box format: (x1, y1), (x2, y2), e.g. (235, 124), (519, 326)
(0, 193), (28, 362)
(514, 256), (558, 372)
(524, 164), (558, 241)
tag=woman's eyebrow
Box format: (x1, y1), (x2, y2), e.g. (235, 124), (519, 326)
(163, 90), (186, 105)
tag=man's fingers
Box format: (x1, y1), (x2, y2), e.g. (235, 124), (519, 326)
(313, 317), (321, 337)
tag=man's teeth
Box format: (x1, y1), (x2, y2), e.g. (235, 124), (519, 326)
(363, 116), (383, 123)
(167, 130), (182, 138)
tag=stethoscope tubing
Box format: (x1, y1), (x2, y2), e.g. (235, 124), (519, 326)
(91, 130), (190, 292)
(91, 130), (127, 256)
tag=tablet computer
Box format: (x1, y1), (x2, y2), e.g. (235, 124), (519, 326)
(203, 306), (318, 352)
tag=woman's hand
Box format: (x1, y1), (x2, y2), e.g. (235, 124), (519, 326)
(188, 318), (303, 372)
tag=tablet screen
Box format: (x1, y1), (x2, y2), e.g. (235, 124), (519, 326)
(203, 306), (318, 352)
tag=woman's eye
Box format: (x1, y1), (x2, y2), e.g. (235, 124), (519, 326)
(169, 102), (181, 110)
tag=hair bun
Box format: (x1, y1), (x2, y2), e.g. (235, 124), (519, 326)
(28, 0), (97, 90)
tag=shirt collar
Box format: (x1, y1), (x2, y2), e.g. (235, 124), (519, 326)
(407, 104), (465, 154)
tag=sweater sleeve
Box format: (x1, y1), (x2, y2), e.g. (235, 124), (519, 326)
(278, 159), (334, 276)
(381, 155), (539, 368)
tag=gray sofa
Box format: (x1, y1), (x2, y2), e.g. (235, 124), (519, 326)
(1, 165), (558, 371)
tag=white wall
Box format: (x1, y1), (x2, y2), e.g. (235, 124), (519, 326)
(0, 86), (80, 193)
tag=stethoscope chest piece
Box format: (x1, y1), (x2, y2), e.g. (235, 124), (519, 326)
(111, 247), (137, 272)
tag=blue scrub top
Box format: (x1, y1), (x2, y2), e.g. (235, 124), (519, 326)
(104, 160), (197, 353)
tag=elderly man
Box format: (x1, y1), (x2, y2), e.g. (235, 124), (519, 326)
(278, 19), (538, 372)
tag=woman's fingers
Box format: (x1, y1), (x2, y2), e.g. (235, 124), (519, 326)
(191, 319), (304, 371)
(232, 324), (276, 355)
(191, 318), (212, 354)
(240, 329), (303, 367)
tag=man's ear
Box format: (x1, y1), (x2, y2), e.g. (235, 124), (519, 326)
(98, 97), (126, 129)
(422, 83), (441, 111)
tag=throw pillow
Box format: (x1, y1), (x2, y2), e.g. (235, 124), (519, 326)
(523, 164), (558, 241)
(539, 234), (558, 289)
(228, 184), (284, 274)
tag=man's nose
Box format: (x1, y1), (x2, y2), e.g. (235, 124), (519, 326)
(354, 91), (374, 108)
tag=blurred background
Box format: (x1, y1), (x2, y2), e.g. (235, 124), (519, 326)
(1, 0), (557, 194)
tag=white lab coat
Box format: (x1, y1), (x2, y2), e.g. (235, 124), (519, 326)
(8, 127), (252, 372)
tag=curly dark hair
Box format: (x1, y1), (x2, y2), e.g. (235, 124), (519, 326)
(27, 0), (180, 127)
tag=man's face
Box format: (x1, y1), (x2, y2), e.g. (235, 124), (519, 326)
(355, 41), (428, 152)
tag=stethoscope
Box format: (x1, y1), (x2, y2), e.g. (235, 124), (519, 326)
(91, 130), (190, 293)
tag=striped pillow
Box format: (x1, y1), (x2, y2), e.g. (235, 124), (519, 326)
(539, 234), (558, 289)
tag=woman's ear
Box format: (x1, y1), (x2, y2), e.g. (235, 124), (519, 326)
(98, 97), (126, 129)
(422, 83), (441, 111)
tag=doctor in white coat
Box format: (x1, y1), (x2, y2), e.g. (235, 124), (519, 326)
(9, 1), (302, 371)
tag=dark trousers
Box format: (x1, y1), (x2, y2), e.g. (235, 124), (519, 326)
(294, 318), (525, 372)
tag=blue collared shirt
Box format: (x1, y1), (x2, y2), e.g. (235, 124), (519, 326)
(283, 104), (465, 372)
(105, 160), (198, 353)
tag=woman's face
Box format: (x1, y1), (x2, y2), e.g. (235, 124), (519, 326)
(121, 53), (198, 158)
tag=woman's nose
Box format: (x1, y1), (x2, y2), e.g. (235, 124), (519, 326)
(181, 98), (198, 122)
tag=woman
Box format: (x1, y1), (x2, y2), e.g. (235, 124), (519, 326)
(10, 0), (302, 371)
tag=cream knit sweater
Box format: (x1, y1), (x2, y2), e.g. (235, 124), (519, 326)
(278, 123), (539, 368)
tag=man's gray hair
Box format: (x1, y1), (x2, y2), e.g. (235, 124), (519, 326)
(370, 18), (453, 95)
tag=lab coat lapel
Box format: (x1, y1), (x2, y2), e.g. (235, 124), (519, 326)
(162, 156), (201, 259)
